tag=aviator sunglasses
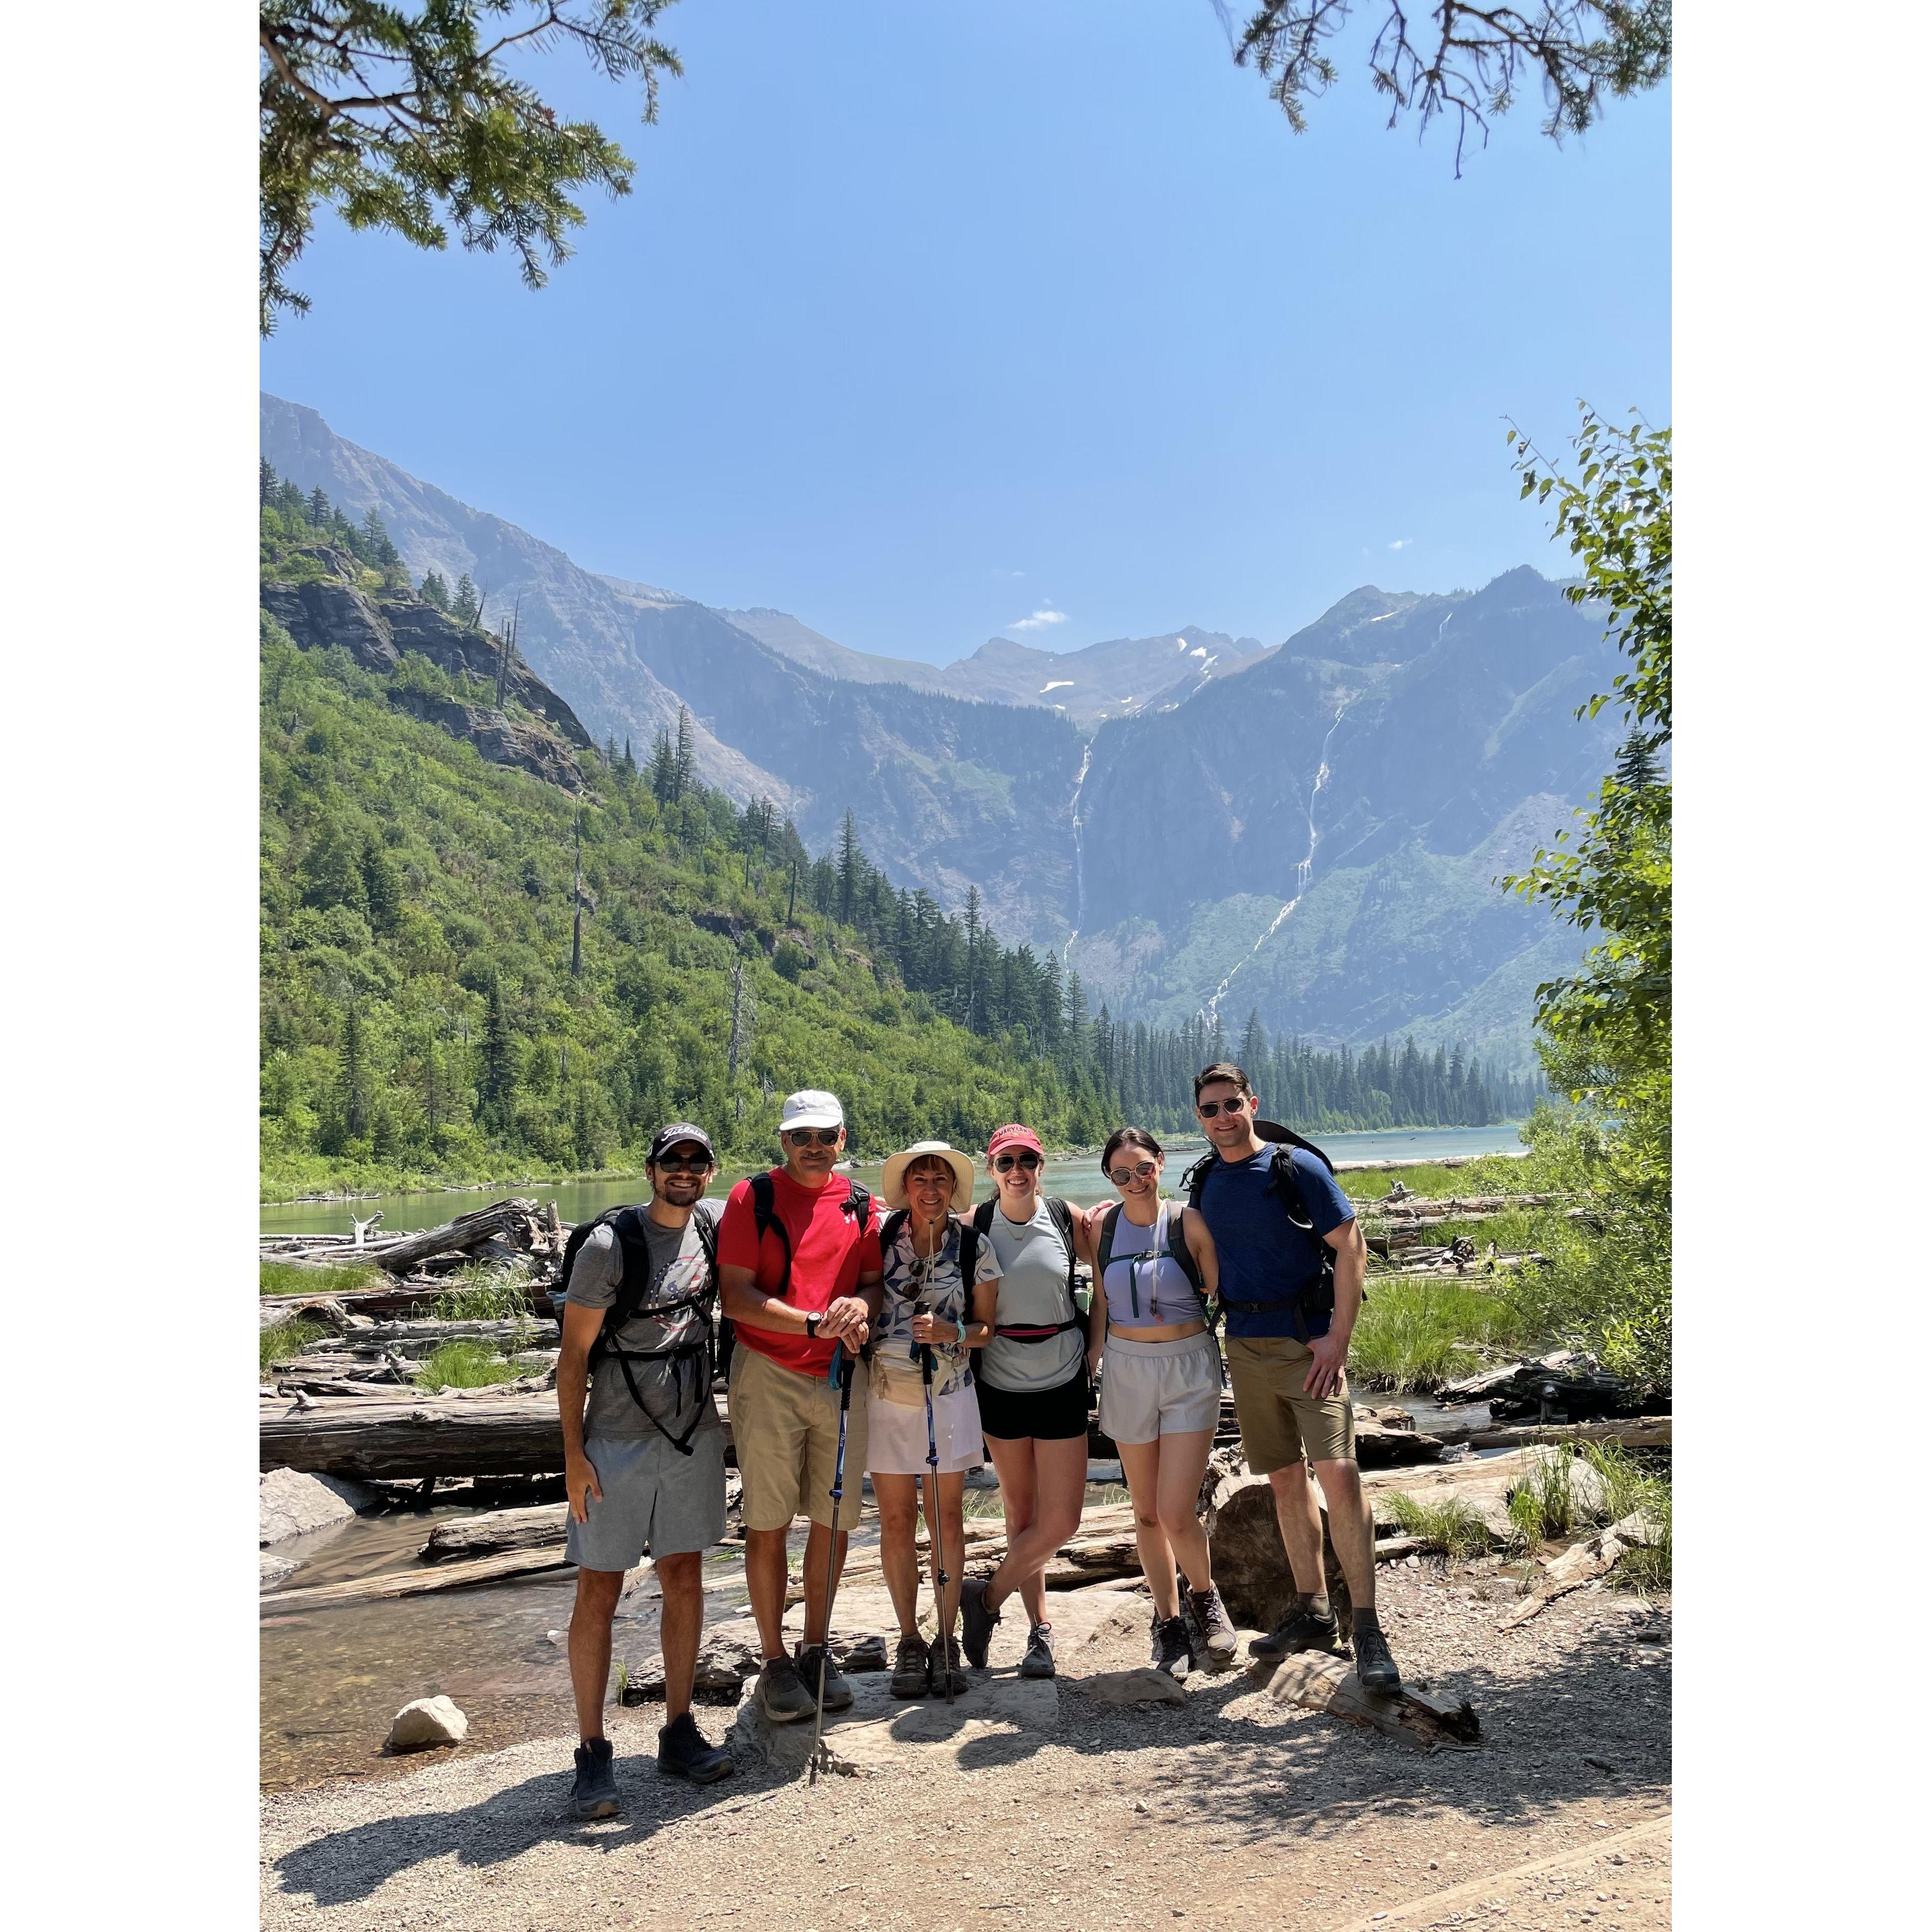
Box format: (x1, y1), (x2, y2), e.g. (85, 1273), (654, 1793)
(1108, 1159), (1157, 1187)
(785, 1128), (841, 1147)
(993, 1150), (1042, 1173)
(1196, 1097), (1251, 1118)
(654, 1151), (712, 1173)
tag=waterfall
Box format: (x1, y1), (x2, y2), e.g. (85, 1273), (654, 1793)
(1062, 737), (1094, 962)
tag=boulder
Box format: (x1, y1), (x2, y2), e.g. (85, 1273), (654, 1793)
(629, 1623), (765, 1704)
(419, 1503), (568, 1563)
(260, 1553), (299, 1589)
(1074, 1668), (1188, 1707)
(1610, 1508), (1666, 1548)
(1204, 1471), (1353, 1634)
(385, 1694), (469, 1752)
(260, 1467), (377, 1545)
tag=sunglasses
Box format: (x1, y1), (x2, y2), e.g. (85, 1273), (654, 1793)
(654, 1153), (711, 1173)
(785, 1128), (841, 1147)
(1196, 1097), (1250, 1118)
(1108, 1160), (1157, 1187)
(993, 1151), (1042, 1173)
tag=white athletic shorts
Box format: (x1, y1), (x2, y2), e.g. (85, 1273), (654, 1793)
(1097, 1332), (1222, 1445)
(864, 1380), (986, 1476)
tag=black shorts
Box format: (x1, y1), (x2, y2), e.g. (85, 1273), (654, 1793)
(974, 1363), (1092, 1443)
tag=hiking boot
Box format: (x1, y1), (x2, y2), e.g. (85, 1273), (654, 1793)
(1018, 1622), (1057, 1680)
(928, 1631), (969, 1698)
(570, 1737), (620, 1818)
(796, 1642), (854, 1712)
(656, 1711), (734, 1785)
(1153, 1613), (1195, 1680)
(890, 1633), (932, 1699)
(1353, 1618), (1402, 1697)
(960, 1577), (1001, 1669)
(1250, 1604), (1339, 1664)
(755, 1654), (817, 1724)
(1187, 1584), (1239, 1668)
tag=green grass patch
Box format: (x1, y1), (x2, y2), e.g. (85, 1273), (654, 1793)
(429, 1267), (536, 1323)
(260, 1319), (329, 1378)
(1506, 1448), (1581, 1547)
(1582, 1442), (1672, 1590)
(1348, 1279), (1530, 1392)
(260, 1258), (384, 1298)
(1340, 1154), (1540, 1202)
(414, 1341), (526, 1392)
(1382, 1492), (1492, 1559)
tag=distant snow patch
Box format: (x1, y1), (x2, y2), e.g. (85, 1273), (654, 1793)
(1040, 680), (1075, 693)
(1189, 646), (1208, 658)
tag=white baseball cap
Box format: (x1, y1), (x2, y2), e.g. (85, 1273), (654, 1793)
(779, 1089), (845, 1132)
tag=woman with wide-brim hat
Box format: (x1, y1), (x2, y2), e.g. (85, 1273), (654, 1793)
(957, 1123), (1092, 1682)
(866, 1140), (1001, 1698)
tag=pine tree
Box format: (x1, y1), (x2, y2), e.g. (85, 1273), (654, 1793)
(478, 979), (517, 1135)
(1238, 1008), (1268, 1082)
(259, 458), (278, 505)
(419, 569), (451, 610)
(361, 836), (404, 933)
(338, 1006), (372, 1142)
(650, 728), (675, 803)
(672, 706), (695, 803)
(837, 810), (861, 927)
(452, 573), (480, 625)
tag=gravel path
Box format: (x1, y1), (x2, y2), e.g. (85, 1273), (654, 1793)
(261, 1564), (1670, 1931)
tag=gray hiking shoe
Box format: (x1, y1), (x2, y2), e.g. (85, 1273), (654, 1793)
(890, 1633), (931, 1699)
(657, 1711), (734, 1785)
(1250, 1604), (1339, 1664)
(796, 1642), (854, 1712)
(1018, 1622), (1056, 1679)
(755, 1654), (817, 1723)
(1153, 1613), (1195, 1679)
(1187, 1585), (1239, 1667)
(928, 1631), (968, 1698)
(960, 1577), (1001, 1668)
(570, 1737), (620, 1818)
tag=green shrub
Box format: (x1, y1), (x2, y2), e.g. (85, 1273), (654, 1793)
(414, 1340), (524, 1391)
(1583, 1441), (1672, 1590)
(1507, 1448), (1579, 1547)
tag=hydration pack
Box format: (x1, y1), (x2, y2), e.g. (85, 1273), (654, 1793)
(1093, 1200), (1208, 1323)
(970, 1196), (1084, 1341)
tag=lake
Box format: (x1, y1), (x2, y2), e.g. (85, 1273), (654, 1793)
(260, 1123), (1527, 1236)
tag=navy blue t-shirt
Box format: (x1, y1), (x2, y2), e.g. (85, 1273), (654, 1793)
(1197, 1146), (1355, 1340)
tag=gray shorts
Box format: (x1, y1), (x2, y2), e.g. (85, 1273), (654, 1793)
(1096, 1332), (1222, 1445)
(565, 1427), (728, 1571)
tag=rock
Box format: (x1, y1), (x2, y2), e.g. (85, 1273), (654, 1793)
(260, 1467), (377, 1545)
(1204, 1471), (1353, 1633)
(630, 1623), (766, 1704)
(1542, 1538), (1611, 1586)
(1075, 1668), (1188, 1707)
(419, 1503), (568, 1562)
(385, 1695), (468, 1751)
(260, 1553), (299, 1589)
(1610, 1508), (1666, 1548)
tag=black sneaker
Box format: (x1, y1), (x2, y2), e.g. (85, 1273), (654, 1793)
(960, 1577), (1001, 1668)
(1018, 1622), (1056, 1680)
(1153, 1613), (1195, 1679)
(890, 1633), (931, 1699)
(755, 1654), (817, 1724)
(1187, 1585), (1239, 1668)
(656, 1710), (734, 1785)
(570, 1736), (620, 1818)
(1250, 1604), (1339, 1664)
(796, 1642), (854, 1712)
(927, 1631), (968, 1698)
(1353, 1618), (1402, 1696)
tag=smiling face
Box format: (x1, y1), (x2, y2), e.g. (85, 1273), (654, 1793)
(649, 1142), (715, 1208)
(991, 1144), (1043, 1211)
(904, 1155), (957, 1226)
(1195, 1078), (1257, 1151)
(1107, 1146), (1163, 1200)
(781, 1123), (845, 1184)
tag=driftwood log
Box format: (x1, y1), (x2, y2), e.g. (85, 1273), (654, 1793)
(420, 1503), (569, 1562)
(261, 1545), (574, 1611)
(1262, 1650), (1480, 1751)
(260, 1392), (569, 1478)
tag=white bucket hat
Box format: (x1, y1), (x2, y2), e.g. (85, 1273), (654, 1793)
(880, 1139), (977, 1211)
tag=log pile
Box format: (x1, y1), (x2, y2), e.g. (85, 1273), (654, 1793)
(262, 1197), (567, 1282)
(1439, 1349), (1657, 1423)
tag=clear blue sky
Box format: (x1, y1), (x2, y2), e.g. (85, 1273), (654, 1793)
(260, 0), (1669, 665)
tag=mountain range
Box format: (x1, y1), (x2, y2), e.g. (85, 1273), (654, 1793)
(261, 393), (1619, 1070)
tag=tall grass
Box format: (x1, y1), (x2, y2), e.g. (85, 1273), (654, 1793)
(430, 1264), (536, 1323)
(1506, 1448), (1580, 1546)
(413, 1341), (528, 1391)
(1582, 1441), (1672, 1590)
(1340, 1153), (1541, 1202)
(1349, 1280), (1530, 1391)
(260, 1258), (384, 1298)
(1382, 1492), (1491, 1559)
(260, 1319), (329, 1378)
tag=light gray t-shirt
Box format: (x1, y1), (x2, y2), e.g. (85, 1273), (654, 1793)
(566, 1200), (722, 1442)
(979, 1199), (1084, 1393)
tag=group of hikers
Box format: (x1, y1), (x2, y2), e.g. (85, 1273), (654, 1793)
(554, 1063), (1400, 1818)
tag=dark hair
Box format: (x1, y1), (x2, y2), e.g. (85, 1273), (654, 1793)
(1192, 1061), (1253, 1103)
(1102, 1126), (1163, 1172)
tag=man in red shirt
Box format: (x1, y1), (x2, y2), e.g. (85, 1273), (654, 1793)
(718, 1089), (885, 1723)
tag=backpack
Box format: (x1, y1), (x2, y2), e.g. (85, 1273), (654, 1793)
(733, 1171), (875, 1371)
(559, 1205), (721, 1456)
(971, 1195), (1084, 1341)
(1179, 1122), (1354, 1341)
(1093, 1200), (1208, 1324)
(877, 1210), (982, 1360)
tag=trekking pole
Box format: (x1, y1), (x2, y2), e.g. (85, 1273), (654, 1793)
(919, 1336), (954, 1707)
(809, 1340), (852, 1785)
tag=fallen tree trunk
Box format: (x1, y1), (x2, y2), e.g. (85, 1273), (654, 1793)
(261, 1544), (573, 1611)
(1431, 1415), (1671, 1453)
(360, 1199), (543, 1275)
(420, 1503), (569, 1561)
(260, 1392), (568, 1478)
(260, 1281), (556, 1324)
(1262, 1649), (1479, 1751)
(1332, 1150), (1530, 1175)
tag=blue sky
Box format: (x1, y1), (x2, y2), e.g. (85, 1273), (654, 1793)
(260, 0), (1669, 665)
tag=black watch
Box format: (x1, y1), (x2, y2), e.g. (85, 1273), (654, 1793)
(805, 1311), (822, 1340)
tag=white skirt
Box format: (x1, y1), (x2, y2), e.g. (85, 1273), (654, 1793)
(864, 1380), (986, 1476)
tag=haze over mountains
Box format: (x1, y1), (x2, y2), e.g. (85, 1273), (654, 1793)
(261, 394), (1619, 1070)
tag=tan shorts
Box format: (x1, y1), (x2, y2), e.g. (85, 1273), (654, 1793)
(1225, 1334), (1356, 1472)
(727, 1342), (869, 1533)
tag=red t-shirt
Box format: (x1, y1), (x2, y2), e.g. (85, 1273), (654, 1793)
(715, 1168), (883, 1377)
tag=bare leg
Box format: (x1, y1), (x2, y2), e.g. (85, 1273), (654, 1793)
(982, 1434), (1041, 1625)
(1312, 1458), (1375, 1609)
(655, 1551), (706, 1723)
(798, 1517), (849, 1648)
(923, 1470), (967, 1633)
(1118, 1437), (1178, 1619)
(1153, 1429), (1216, 1593)
(1267, 1461), (1330, 1597)
(569, 1566), (625, 1741)
(985, 1434), (1087, 1618)
(872, 1474), (923, 1637)
(745, 1525), (792, 1662)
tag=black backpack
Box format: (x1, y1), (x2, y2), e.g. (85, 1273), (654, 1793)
(558, 1205), (721, 1456)
(970, 1196), (1084, 1341)
(1180, 1122), (1353, 1340)
(1092, 1200), (1208, 1323)
(877, 1210), (983, 1359)
(731, 1171), (875, 1372)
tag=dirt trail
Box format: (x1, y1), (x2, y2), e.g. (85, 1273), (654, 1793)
(260, 1565), (1670, 1931)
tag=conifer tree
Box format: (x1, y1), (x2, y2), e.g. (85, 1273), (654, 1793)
(672, 705), (695, 803)
(259, 458), (279, 504)
(339, 1005), (372, 1142)
(419, 569), (451, 610)
(452, 573), (481, 625)
(478, 978), (518, 1136)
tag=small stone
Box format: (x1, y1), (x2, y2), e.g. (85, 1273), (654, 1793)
(1428, 1862), (1438, 1871)
(1083, 1670), (1188, 1708)
(1135, 1800), (1150, 1813)
(385, 1694), (468, 1752)
(260, 1553), (298, 1589)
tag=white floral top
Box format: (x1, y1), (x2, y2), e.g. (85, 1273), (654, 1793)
(869, 1216), (1002, 1404)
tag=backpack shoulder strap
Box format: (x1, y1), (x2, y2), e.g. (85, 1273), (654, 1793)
(845, 1180), (873, 1235)
(957, 1217), (980, 1290)
(1167, 1204), (1207, 1297)
(1270, 1145), (1316, 1230)
(1181, 1152), (1216, 1208)
(970, 1199), (996, 1237)
(692, 1207), (718, 1277)
(879, 1207), (909, 1257)
(1093, 1201), (1121, 1285)
(746, 1171), (791, 1297)
(1043, 1197), (1080, 1304)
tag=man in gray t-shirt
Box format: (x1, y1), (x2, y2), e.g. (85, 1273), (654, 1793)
(558, 1123), (733, 1813)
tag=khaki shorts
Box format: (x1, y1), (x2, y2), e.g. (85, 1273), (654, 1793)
(728, 1341), (869, 1533)
(1225, 1334), (1356, 1472)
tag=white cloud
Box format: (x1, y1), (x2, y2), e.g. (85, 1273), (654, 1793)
(1012, 607), (1068, 632)
(1388, 538), (1413, 551)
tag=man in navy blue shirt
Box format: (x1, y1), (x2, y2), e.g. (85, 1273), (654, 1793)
(1189, 1061), (1400, 1693)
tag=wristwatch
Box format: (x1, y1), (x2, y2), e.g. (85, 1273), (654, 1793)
(805, 1311), (822, 1340)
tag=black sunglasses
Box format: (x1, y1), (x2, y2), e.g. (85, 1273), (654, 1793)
(1108, 1159), (1157, 1187)
(785, 1128), (841, 1147)
(993, 1151), (1042, 1173)
(1196, 1097), (1250, 1118)
(654, 1152), (712, 1173)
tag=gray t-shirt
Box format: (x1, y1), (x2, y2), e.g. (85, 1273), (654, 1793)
(566, 1200), (722, 1442)
(978, 1199), (1084, 1393)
